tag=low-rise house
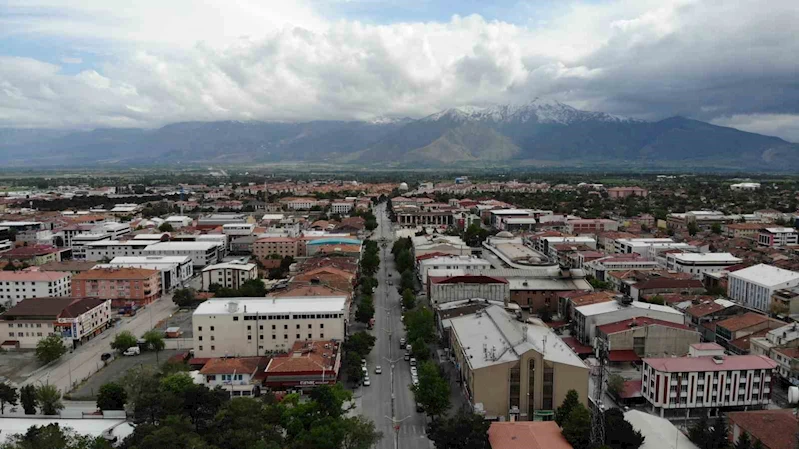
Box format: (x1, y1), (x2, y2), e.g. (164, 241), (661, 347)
(725, 222), (765, 239)
(607, 186), (648, 198)
(629, 277), (705, 301)
(201, 262), (258, 291)
(558, 291), (616, 321)
(38, 260), (98, 276)
(198, 356), (269, 397)
(684, 298), (741, 340)
(0, 296), (111, 349)
(728, 409), (798, 449)
(1, 244), (66, 266)
(714, 312), (784, 352)
(642, 353), (776, 417)
(263, 340), (341, 389)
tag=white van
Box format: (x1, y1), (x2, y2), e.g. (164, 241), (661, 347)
(123, 346), (141, 356)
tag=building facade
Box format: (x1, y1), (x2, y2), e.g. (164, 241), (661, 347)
(758, 228), (799, 247)
(728, 264), (799, 313)
(201, 262), (258, 291)
(253, 237), (302, 259)
(0, 269), (71, 308)
(72, 267), (161, 306)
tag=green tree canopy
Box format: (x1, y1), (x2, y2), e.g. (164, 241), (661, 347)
(35, 384), (63, 416)
(97, 382), (127, 411)
(110, 331), (138, 353)
(561, 403), (591, 449)
(0, 382), (19, 414)
(555, 390), (581, 427)
(172, 288), (197, 308)
(143, 329), (166, 362)
(427, 410), (490, 449)
(35, 335), (68, 364)
(20, 385), (37, 415)
(412, 361), (451, 418)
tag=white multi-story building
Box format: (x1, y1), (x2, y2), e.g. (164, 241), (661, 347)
(0, 269), (71, 308)
(164, 216), (193, 229)
(642, 353), (776, 416)
(192, 296), (348, 358)
(615, 238), (695, 257)
(97, 256), (193, 292)
(331, 202), (353, 215)
(101, 222), (132, 240)
(222, 223), (255, 236)
(418, 256), (492, 287)
(84, 240), (153, 261)
(141, 241), (221, 267)
(70, 233), (112, 259)
(758, 228), (799, 247)
(728, 264), (799, 312)
(664, 252), (743, 279)
(201, 262), (258, 291)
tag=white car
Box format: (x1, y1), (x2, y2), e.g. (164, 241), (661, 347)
(411, 377), (419, 386)
(409, 357), (417, 367)
(123, 346), (140, 356)
(361, 358), (367, 367)
(410, 367), (418, 376)
(363, 377), (371, 386)
(362, 365), (368, 373)
(375, 365), (382, 374)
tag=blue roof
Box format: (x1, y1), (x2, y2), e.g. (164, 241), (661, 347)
(307, 238), (362, 246)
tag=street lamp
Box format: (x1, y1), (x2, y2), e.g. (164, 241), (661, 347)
(384, 415), (413, 449)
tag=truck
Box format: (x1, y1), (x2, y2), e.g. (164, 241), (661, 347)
(367, 318), (375, 329)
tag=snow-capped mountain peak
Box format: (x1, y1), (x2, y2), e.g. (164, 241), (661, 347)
(422, 98), (640, 125)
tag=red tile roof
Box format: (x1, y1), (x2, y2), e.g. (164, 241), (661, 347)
(608, 350), (642, 362)
(644, 354), (777, 373)
(716, 312), (770, 332)
(488, 422), (571, 449)
(199, 357), (267, 375)
(266, 340), (339, 375)
(619, 380), (643, 399)
(728, 409), (798, 449)
(633, 278), (704, 290)
(597, 317), (691, 335)
(561, 336), (593, 355)
(74, 267), (159, 280)
(2, 244), (61, 257)
(729, 329), (769, 353)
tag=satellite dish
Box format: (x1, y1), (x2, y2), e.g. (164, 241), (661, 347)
(789, 386), (799, 404)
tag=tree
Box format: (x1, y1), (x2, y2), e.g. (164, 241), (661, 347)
(237, 279), (267, 297)
(688, 415), (710, 448)
(172, 288), (197, 308)
(97, 382), (127, 411)
(561, 403), (591, 449)
(607, 374), (626, 399)
(412, 361), (450, 418)
(752, 439), (764, 449)
(604, 408), (645, 449)
(707, 416), (730, 449)
(355, 295), (375, 324)
(160, 373), (195, 396)
(427, 410), (490, 449)
(711, 223), (722, 234)
(345, 332), (376, 357)
(401, 288), (416, 310)
(20, 385), (37, 415)
(734, 431), (752, 449)
(341, 415), (383, 449)
(143, 329), (166, 363)
(35, 334), (67, 364)
(555, 389), (581, 426)
(1, 423), (113, 449)
(0, 382), (19, 414)
(405, 307), (435, 344)
(687, 221), (699, 236)
(399, 269), (415, 293)
(111, 330), (138, 353)
(158, 223), (175, 233)
(35, 384), (64, 415)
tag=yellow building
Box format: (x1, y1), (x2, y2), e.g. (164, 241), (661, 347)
(444, 305), (589, 421)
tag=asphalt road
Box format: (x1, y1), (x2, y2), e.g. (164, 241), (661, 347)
(360, 203), (431, 449)
(22, 289), (180, 395)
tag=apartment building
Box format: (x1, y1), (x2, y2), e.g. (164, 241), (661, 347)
(253, 237), (301, 259)
(201, 262), (258, 291)
(222, 223), (255, 236)
(98, 255), (193, 292)
(595, 317), (700, 361)
(573, 299), (685, 345)
(614, 238), (695, 258)
(191, 296), (348, 358)
(1, 245), (64, 266)
(641, 354), (776, 417)
(331, 202), (353, 215)
(758, 228), (799, 247)
(141, 241), (221, 267)
(724, 223), (764, 239)
(714, 312), (785, 353)
(418, 256), (492, 287)
(427, 274), (510, 306)
(664, 252), (743, 279)
(164, 216), (193, 228)
(84, 240), (153, 261)
(728, 264), (799, 312)
(71, 232), (112, 259)
(606, 186), (648, 198)
(0, 297), (111, 349)
(444, 305), (588, 421)
(0, 269), (71, 308)
(72, 267), (161, 306)
(584, 254), (661, 282)
(565, 219), (619, 234)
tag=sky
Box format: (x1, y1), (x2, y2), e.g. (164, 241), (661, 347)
(1, 0), (798, 141)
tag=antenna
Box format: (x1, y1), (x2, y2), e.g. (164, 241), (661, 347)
(590, 339), (607, 446)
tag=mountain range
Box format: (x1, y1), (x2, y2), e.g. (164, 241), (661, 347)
(2, 99), (797, 169)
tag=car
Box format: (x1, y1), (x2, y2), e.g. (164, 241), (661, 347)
(375, 365), (382, 374)
(388, 281), (393, 286)
(362, 365), (368, 373)
(363, 377), (371, 386)
(410, 367), (418, 376)
(403, 353), (410, 361)
(406, 343), (412, 352)
(361, 358), (367, 367)
(123, 346), (140, 356)
(399, 337), (406, 348)
(409, 357), (417, 367)
(100, 352), (112, 362)
(412, 377), (419, 386)
(416, 402), (424, 412)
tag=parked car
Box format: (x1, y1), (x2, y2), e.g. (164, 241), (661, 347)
(403, 353), (410, 361)
(100, 352), (112, 362)
(410, 367), (418, 377)
(123, 346), (140, 356)
(416, 402), (424, 412)
(363, 376), (371, 387)
(375, 365), (382, 374)
(399, 337), (406, 348)
(409, 357), (417, 367)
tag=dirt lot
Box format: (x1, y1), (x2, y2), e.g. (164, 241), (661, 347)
(157, 308), (194, 339)
(0, 350), (43, 384)
(68, 349), (181, 399)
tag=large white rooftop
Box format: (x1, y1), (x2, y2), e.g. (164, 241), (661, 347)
(194, 297), (347, 315)
(575, 300), (683, 317)
(202, 262), (257, 272)
(445, 305), (586, 371)
(763, 227), (796, 234)
(110, 255), (191, 264)
(668, 252), (742, 263)
(84, 239), (152, 247)
(729, 263), (799, 287)
(143, 241), (220, 251)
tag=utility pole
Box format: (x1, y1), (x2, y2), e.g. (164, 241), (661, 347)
(384, 415), (412, 449)
(590, 339), (607, 447)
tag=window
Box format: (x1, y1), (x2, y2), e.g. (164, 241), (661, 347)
(198, 336), (203, 341)
(210, 326), (215, 331)
(308, 324), (312, 329)
(284, 334), (288, 339)
(199, 346), (203, 351)
(248, 335), (252, 340)
(320, 333), (324, 338)
(272, 335), (276, 340)
(308, 333), (312, 339)
(233, 316), (239, 321)
(211, 346), (215, 350)
(272, 325), (276, 330)
(296, 334), (300, 339)
(210, 336), (215, 341)
(509, 363), (521, 410)
(207, 375), (216, 381)
(247, 325), (251, 330)
(296, 324), (300, 329)
(284, 325), (288, 330)
(320, 323), (324, 329)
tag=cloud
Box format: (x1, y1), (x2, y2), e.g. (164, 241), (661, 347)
(0, 0), (798, 141)
(60, 57), (82, 64)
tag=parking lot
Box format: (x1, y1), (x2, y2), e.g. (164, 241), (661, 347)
(156, 308), (194, 339)
(68, 349), (181, 399)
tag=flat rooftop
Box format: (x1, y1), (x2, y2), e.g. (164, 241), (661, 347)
(193, 297), (348, 315)
(728, 263), (799, 287)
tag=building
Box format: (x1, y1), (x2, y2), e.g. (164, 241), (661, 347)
(615, 238), (695, 258)
(197, 214), (247, 228)
(573, 299), (685, 345)
(0, 297), (111, 349)
(729, 409), (797, 449)
(728, 264), (799, 312)
(629, 278), (705, 301)
(141, 241), (221, 267)
(191, 297), (348, 358)
(418, 256), (492, 287)
(488, 421), (572, 449)
(1, 244), (65, 266)
(566, 219), (619, 234)
(201, 262), (258, 291)
(72, 267), (161, 306)
(222, 223), (256, 237)
(0, 269), (71, 308)
(667, 211), (729, 231)
(263, 340), (342, 389)
(292, 267), (356, 292)
(724, 223), (765, 239)
(38, 260), (98, 276)
(771, 287), (799, 316)
(164, 216), (193, 228)
(198, 356), (269, 397)
(758, 228), (799, 247)
(427, 275), (510, 307)
(607, 186), (648, 198)
(584, 254), (661, 282)
(305, 238), (361, 257)
(730, 182), (761, 191)
(70, 232), (112, 259)
(595, 317), (700, 361)
(664, 252), (743, 279)
(83, 240), (153, 261)
(97, 256), (193, 292)
(714, 312), (785, 352)
(444, 305), (589, 421)
(642, 354), (776, 417)
(330, 202), (353, 215)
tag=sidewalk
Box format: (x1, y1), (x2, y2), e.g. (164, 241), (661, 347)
(436, 349), (470, 417)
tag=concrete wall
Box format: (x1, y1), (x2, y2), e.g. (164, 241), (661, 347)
(606, 325), (700, 357)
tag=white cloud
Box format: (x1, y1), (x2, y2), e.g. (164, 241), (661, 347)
(0, 0), (798, 141)
(60, 57), (82, 64)
(712, 114), (799, 143)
